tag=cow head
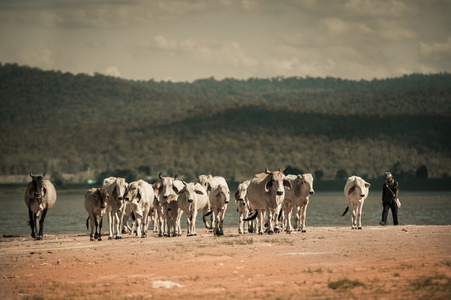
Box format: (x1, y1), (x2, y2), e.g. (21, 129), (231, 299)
(235, 181), (249, 206)
(153, 182), (162, 203)
(159, 173), (178, 199)
(29, 173), (46, 204)
(264, 168), (291, 197)
(348, 177), (371, 199)
(124, 181), (144, 218)
(95, 188), (110, 209)
(178, 182), (204, 203)
(166, 194), (178, 212)
(296, 173), (315, 196)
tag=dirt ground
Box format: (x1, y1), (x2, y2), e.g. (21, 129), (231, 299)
(1, 225), (450, 300)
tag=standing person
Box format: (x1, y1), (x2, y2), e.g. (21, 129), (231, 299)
(380, 172), (399, 226)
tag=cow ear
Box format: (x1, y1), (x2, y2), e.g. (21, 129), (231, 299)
(136, 190), (142, 202)
(283, 180), (292, 189)
(234, 190), (239, 201)
(365, 182), (371, 188)
(348, 185), (356, 195)
(28, 185), (34, 198)
(195, 189), (204, 195)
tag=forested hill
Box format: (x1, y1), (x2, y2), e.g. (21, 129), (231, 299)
(1, 63), (451, 129)
(0, 63), (450, 183)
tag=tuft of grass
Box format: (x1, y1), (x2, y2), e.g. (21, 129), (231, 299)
(303, 268), (324, 274)
(219, 237), (254, 246)
(328, 278), (365, 290)
(263, 237), (294, 246)
(409, 274), (450, 291)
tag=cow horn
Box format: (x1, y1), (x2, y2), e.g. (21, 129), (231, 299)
(282, 168), (288, 174)
(159, 172), (163, 180)
(174, 174), (177, 179)
(30, 172), (34, 178)
(265, 168), (271, 174)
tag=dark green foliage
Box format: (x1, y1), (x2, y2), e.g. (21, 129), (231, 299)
(0, 63), (450, 183)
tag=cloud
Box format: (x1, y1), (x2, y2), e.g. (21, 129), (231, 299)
(154, 35), (178, 50)
(420, 37), (451, 57)
(103, 66), (121, 77)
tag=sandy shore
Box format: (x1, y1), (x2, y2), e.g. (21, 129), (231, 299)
(1, 225), (450, 299)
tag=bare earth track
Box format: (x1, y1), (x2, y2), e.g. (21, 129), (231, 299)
(1, 225), (450, 299)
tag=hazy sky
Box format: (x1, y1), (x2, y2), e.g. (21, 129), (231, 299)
(1, 0), (450, 82)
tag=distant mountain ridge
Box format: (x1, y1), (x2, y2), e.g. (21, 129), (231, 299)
(1, 63), (450, 129)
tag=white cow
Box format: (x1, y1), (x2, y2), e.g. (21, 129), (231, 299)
(208, 179), (230, 236)
(124, 180), (154, 238)
(342, 176), (371, 229)
(102, 177), (128, 239)
(247, 168), (291, 234)
(235, 180), (251, 234)
(177, 182), (209, 236)
(197, 174), (219, 229)
(84, 188), (110, 241)
(159, 173), (185, 237)
(283, 174), (315, 233)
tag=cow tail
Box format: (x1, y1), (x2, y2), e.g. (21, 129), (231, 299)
(204, 210), (213, 217)
(86, 217), (89, 230)
(131, 212), (136, 221)
(244, 209), (258, 221)
(341, 206), (349, 216)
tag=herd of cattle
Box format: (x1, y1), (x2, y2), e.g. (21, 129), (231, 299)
(24, 170), (371, 241)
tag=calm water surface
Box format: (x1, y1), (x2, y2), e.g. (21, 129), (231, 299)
(1, 191), (450, 237)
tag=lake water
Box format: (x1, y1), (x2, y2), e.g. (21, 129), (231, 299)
(1, 191), (450, 237)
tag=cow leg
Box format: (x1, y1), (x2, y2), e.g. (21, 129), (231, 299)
(28, 208), (37, 239)
(238, 212), (244, 234)
(191, 210), (198, 236)
(157, 208), (164, 237)
(115, 211), (122, 239)
(89, 213), (96, 241)
(94, 216), (100, 240)
(258, 210), (264, 235)
(36, 208), (48, 240)
(142, 214), (148, 238)
(301, 203), (308, 233)
(98, 215), (104, 241)
(351, 204), (357, 229)
(107, 210), (114, 240)
(358, 203), (363, 229)
(186, 213), (192, 236)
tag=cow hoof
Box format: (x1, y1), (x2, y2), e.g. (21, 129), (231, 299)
(90, 237), (95, 241)
(358, 227), (362, 230)
(142, 234), (147, 238)
(302, 230), (307, 233)
(158, 234), (163, 237)
(98, 237), (102, 241)
(108, 237), (113, 240)
(268, 230), (274, 235)
(116, 236), (122, 239)
(36, 236), (43, 240)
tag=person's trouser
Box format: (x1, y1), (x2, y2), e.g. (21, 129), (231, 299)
(382, 201), (398, 225)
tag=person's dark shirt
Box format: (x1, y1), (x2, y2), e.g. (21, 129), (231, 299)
(382, 180), (399, 204)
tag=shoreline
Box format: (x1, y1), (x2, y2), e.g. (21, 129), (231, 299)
(1, 225), (450, 299)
